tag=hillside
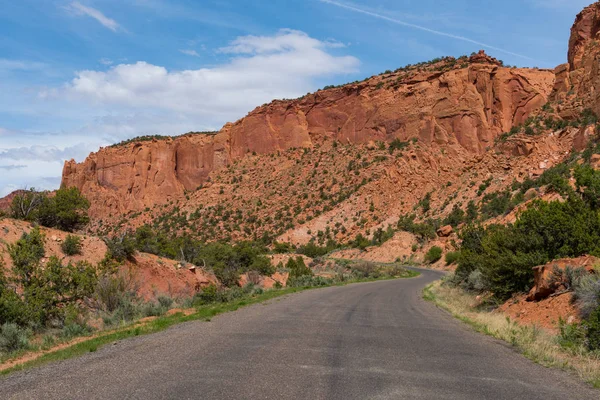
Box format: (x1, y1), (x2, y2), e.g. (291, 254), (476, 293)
(62, 51), (554, 229)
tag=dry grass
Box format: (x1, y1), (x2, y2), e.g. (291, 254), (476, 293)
(424, 280), (600, 388)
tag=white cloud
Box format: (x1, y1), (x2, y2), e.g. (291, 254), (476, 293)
(179, 49), (200, 57)
(65, 2), (121, 32)
(63, 29), (359, 119)
(0, 29), (359, 195)
(99, 58), (114, 65)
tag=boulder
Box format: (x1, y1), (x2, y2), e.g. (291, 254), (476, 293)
(527, 256), (598, 301)
(436, 225), (453, 237)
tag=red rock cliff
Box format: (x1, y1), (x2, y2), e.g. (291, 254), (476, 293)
(62, 54), (555, 217)
(553, 2), (600, 118)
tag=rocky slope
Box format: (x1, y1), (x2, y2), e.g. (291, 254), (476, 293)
(55, 2), (600, 250)
(62, 52), (554, 220)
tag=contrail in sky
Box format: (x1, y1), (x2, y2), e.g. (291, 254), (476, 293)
(319, 0), (534, 61)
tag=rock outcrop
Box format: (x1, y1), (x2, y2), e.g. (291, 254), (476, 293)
(63, 54), (554, 218)
(527, 256), (598, 301)
(552, 2), (600, 118)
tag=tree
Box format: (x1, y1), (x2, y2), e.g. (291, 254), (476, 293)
(38, 187), (90, 232)
(10, 187), (90, 232)
(7, 227), (45, 284)
(10, 189), (45, 221)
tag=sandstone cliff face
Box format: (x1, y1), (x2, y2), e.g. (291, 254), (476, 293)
(62, 53), (554, 218)
(553, 2), (600, 118)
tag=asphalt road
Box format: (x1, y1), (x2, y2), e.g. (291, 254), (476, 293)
(2, 268), (598, 399)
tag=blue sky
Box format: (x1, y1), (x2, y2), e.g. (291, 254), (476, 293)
(0, 0), (593, 195)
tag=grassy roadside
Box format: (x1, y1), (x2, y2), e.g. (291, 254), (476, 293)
(1, 270), (419, 376)
(424, 280), (600, 388)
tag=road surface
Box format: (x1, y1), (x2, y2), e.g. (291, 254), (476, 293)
(2, 268), (598, 399)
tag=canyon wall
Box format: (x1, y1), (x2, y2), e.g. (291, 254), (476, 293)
(63, 53), (555, 217)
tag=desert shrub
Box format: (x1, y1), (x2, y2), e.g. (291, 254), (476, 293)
(296, 240), (339, 258)
(8, 227), (45, 283)
(574, 275), (600, 319)
(371, 226), (395, 246)
(273, 242), (294, 254)
(61, 323), (91, 339)
(397, 214), (437, 240)
(575, 165), (600, 210)
(388, 139), (409, 154)
(466, 201), (478, 221)
(464, 270), (486, 292)
(4, 229), (96, 328)
(444, 251), (460, 265)
(94, 273), (137, 313)
(141, 302), (167, 317)
(104, 235), (137, 262)
(424, 246), (443, 264)
(350, 233), (370, 250)
(557, 319), (586, 350)
(418, 193), (431, 213)
(548, 265), (587, 292)
(351, 261), (379, 279)
(443, 205), (465, 227)
(157, 295), (174, 309)
(195, 284), (219, 304)
(111, 297), (139, 323)
(287, 257), (312, 279)
(61, 234), (82, 256)
(586, 306), (600, 351)
(288, 275), (333, 288)
(0, 323), (30, 354)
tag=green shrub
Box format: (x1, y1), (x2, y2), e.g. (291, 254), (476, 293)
(296, 240), (339, 258)
(141, 302), (167, 317)
(424, 246), (443, 264)
(37, 187), (90, 232)
(287, 257), (312, 278)
(11, 187), (90, 232)
(397, 214), (438, 240)
(0, 323), (30, 353)
(574, 275), (600, 319)
(586, 306), (600, 351)
(350, 233), (370, 250)
(444, 251), (460, 265)
(351, 261), (379, 279)
(388, 139), (409, 154)
(94, 273), (137, 313)
(10, 189), (45, 221)
(196, 284), (219, 304)
(61, 323), (91, 339)
(457, 195), (600, 300)
(288, 275), (333, 288)
(443, 205), (465, 227)
(464, 270), (486, 292)
(61, 234), (82, 256)
(104, 235), (137, 262)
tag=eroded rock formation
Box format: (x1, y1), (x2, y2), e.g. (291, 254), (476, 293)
(62, 53), (555, 217)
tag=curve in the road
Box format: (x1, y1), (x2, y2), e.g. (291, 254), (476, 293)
(1, 269), (598, 400)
